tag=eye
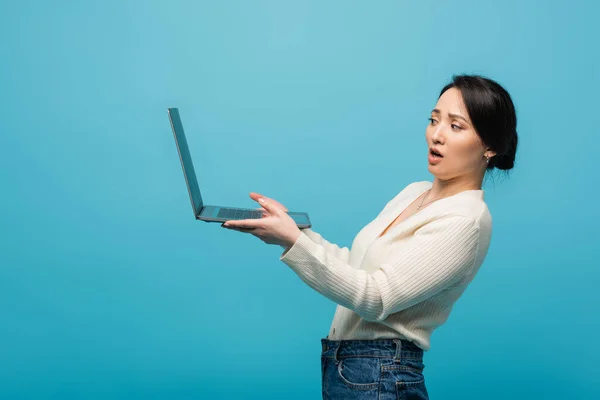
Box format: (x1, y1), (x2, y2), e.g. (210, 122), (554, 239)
(428, 117), (437, 125)
(451, 124), (462, 130)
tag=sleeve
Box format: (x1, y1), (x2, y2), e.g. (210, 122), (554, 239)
(280, 215), (479, 322)
(300, 228), (351, 263)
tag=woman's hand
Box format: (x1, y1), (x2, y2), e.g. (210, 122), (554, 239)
(221, 193), (302, 249)
(250, 192), (288, 215)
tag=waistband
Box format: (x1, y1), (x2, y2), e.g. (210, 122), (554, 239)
(321, 337), (423, 361)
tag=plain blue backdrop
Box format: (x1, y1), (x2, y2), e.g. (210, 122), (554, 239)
(1, 1), (598, 399)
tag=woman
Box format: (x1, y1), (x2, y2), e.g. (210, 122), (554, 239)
(222, 74), (518, 399)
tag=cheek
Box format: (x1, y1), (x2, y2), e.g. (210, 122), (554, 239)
(450, 140), (481, 165)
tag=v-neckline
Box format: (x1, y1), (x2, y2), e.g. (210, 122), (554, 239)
(375, 186), (431, 239)
(375, 184), (483, 240)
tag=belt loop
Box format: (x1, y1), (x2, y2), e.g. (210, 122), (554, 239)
(333, 341), (341, 365)
(393, 339), (402, 363)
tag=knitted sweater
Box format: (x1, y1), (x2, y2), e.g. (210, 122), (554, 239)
(279, 181), (492, 351)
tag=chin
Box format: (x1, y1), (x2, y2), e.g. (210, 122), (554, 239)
(427, 166), (448, 180)
(427, 165), (441, 174)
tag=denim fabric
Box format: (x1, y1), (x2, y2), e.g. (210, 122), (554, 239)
(321, 337), (429, 399)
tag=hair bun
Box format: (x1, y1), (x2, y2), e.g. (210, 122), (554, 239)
(495, 153), (514, 170)
(494, 133), (518, 171)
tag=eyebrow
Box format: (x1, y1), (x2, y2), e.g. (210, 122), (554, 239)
(431, 109), (470, 124)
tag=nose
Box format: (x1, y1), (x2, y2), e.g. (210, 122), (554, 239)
(430, 123), (445, 145)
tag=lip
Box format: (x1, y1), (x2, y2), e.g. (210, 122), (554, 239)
(428, 147), (443, 165)
(428, 152), (443, 164)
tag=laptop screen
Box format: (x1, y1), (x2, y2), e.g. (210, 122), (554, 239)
(168, 108), (204, 217)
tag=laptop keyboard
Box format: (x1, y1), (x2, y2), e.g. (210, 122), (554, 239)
(217, 208), (263, 220)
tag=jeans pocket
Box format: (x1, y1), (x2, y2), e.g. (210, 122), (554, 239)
(336, 357), (380, 390)
(395, 377), (428, 400)
(381, 361), (428, 399)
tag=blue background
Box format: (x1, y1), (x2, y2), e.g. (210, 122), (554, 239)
(1, 1), (598, 399)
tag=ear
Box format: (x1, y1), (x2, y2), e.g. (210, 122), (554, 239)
(485, 148), (497, 159)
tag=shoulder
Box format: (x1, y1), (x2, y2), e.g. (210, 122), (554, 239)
(426, 193), (492, 242)
(445, 192), (492, 234)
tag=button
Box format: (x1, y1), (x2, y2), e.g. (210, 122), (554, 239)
(332, 328), (336, 334)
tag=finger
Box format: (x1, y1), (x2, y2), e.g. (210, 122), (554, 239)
(255, 197), (282, 216)
(250, 192), (288, 212)
(223, 218), (263, 229)
(251, 193), (275, 209)
(250, 192), (266, 203)
(221, 222), (256, 231)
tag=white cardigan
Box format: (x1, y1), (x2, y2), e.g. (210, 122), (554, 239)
(280, 181), (492, 351)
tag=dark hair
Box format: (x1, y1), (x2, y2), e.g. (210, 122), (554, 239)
(439, 74), (518, 172)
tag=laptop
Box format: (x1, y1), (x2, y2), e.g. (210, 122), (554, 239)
(167, 108), (312, 228)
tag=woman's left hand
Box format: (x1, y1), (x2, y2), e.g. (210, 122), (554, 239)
(221, 194), (302, 250)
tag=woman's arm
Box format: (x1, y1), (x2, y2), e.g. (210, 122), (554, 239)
(298, 228), (351, 263)
(280, 215), (479, 322)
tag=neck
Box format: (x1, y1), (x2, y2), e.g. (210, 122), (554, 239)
(429, 175), (483, 199)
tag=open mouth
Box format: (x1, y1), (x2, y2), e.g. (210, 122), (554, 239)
(430, 148), (443, 158)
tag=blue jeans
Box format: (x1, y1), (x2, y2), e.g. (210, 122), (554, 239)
(321, 337), (429, 399)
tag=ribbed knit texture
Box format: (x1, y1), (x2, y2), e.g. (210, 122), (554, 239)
(279, 181), (492, 351)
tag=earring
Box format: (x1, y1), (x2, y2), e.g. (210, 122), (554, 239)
(485, 155), (489, 163)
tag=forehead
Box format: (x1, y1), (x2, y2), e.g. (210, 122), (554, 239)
(434, 87), (468, 117)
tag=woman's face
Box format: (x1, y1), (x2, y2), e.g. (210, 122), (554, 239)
(425, 87), (494, 181)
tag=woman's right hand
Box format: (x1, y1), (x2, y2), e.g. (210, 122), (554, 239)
(250, 192), (288, 217)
